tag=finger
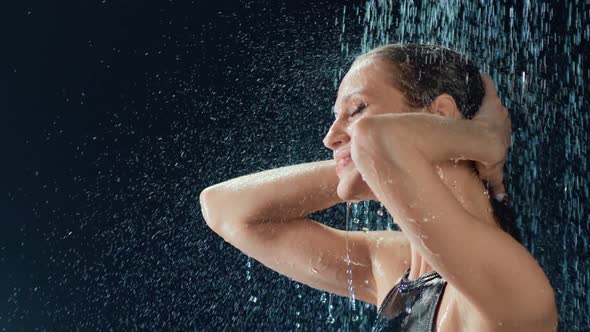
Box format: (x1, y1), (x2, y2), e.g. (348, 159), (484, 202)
(494, 191), (506, 202)
(480, 72), (498, 98)
(493, 183), (506, 199)
(490, 166), (506, 196)
(478, 163), (503, 193)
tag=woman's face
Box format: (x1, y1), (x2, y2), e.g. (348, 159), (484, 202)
(323, 56), (411, 202)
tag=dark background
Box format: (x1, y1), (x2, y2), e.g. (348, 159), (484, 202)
(2, 0), (589, 331)
(2, 1), (360, 330)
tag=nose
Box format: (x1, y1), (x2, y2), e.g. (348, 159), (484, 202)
(322, 119), (350, 151)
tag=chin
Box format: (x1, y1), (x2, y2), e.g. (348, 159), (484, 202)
(337, 168), (371, 202)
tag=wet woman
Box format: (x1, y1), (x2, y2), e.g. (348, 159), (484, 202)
(199, 44), (558, 331)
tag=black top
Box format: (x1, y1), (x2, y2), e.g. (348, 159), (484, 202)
(372, 268), (448, 332)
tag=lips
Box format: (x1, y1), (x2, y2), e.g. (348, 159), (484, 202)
(335, 155), (352, 174)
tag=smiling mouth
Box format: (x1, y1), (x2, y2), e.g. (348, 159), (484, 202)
(336, 157), (352, 174)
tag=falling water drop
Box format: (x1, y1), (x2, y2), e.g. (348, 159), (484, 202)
(327, 0), (589, 328)
(326, 315), (335, 324)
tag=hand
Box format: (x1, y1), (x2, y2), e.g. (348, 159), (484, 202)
(472, 73), (512, 200)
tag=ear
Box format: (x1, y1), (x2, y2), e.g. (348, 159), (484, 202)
(429, 94), (461, 119)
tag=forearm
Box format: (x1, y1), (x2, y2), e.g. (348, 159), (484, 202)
(372, 113), (497, 165)
(200, 160), (343, 229)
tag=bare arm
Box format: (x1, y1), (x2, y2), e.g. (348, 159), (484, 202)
(378, 112), (500, 165)
(388, 75), (511, 171)
(200, 160), (409, 305)
(394, 75), (512, 196)
(200, 160), (342, 232)
(350, 114), (557, 328)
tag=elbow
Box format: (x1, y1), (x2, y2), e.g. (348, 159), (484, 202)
(199, 186), (245, 239)
(540, 289), (559, 330)
(351, 116), (380, 142)
(351, 116), (406, 165)
(199, 187), (220, 231)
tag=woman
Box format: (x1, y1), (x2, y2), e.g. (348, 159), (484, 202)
(200, 44), (558, 331)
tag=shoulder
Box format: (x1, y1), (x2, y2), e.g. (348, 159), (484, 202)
(453, 278), (558, 332)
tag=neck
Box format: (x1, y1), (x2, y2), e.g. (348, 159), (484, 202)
(406, 160), (498, 280)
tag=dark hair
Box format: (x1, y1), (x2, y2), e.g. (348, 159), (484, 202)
(357, 44), (522, 244)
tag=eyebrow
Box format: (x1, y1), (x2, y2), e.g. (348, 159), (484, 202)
(332, 89), (363, 117)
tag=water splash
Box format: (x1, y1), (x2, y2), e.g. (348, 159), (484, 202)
(343, 202), (358, 323)
(333, 0), (589, 329)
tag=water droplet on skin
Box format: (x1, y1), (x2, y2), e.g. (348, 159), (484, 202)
(436, 166), (444, 179)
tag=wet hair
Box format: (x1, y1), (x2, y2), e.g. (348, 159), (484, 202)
(357, 44), (523, 244)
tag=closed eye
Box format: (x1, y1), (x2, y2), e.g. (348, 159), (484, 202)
(350, 103), (367, 117)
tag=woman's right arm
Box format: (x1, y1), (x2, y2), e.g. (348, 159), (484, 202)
(200, 160), (342, 234)
(199, 160), (408, 305)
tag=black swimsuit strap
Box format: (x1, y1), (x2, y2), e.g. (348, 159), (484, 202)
(376, 268), (443, 317)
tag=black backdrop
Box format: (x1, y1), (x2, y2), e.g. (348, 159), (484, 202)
(2, 1), (359, 330)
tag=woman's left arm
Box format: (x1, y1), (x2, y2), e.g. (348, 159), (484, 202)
(350, 94), (557, 328)
(375, 75), (512, 197)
